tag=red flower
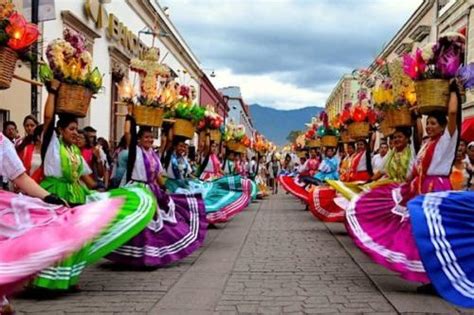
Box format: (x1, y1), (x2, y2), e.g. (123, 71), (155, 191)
(367, 109), (377, 125)
(6, 12), (40, 51)
(352, 106), (367, 122)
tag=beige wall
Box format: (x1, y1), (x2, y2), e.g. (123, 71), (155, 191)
(0, 0), (35, 134)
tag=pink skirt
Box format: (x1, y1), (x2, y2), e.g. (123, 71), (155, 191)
(0, 191), (121, 295)
(346, 182), (429, 283)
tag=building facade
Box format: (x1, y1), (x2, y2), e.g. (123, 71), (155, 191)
(219, 86), (254, 138)
(325, 74), (360, 120)
(39, 0), (204, 145)
(200, 74), (228, 117)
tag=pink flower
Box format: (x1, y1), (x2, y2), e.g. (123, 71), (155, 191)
(403, 48), (426, 80)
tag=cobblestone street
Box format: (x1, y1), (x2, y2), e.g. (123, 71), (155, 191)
(15, 193), (474, 314)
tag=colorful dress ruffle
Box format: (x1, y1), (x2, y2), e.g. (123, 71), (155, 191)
(308, 187), (345, 222)
(0, 191), (122, 295)
(408, 191), (474, 308)
(166, 175), (250, 224)
(107, 147), (207, 266)
(279, 175), (309, 203)
(33, 186), (156, 289)
(34, 136), (156, 289)
(345, 182), (429, 283)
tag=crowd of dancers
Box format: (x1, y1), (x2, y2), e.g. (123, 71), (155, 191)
(0, 84), (264, 314)
(280, 81), (474, 308)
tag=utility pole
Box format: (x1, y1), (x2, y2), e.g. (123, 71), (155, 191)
(31, 0), (39, 118)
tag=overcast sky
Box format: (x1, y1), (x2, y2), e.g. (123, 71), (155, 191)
(160, 0), (423, 110)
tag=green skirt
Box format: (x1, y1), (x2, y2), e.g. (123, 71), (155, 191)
(33, 185), (156, 290)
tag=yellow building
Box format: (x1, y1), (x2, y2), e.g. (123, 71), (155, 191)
(325, 74), (359, 120)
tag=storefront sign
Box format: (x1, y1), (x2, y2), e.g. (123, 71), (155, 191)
(84, 0), (148, 58)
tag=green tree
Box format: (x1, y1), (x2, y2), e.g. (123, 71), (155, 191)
(286, 130), (302, 143)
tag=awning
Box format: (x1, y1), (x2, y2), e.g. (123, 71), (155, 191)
(461, 116), (474, 142)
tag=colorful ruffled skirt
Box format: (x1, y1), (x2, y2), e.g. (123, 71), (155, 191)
(408, 191), (474, 308)
(345, 182), (428, 282)
(33, 186), (156, 290)
(308, 187), (345, 222)
(107, 183), (207, 266)
(166, 175), (250, 224)
(0, 191), (122, 295)
(278, 175), (309, 203)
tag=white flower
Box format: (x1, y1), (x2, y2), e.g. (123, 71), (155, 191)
(421, 42), (436, 61)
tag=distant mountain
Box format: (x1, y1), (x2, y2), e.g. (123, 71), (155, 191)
(249, 104), (323, 146)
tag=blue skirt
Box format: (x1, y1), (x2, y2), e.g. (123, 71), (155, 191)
(408, 191), (474, 307)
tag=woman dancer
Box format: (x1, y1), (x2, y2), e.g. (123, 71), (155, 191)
(345, 81), (460, 283)
(33, 83), (155, 290)
(108, 118), (207, 266)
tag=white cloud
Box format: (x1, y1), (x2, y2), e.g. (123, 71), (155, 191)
(211, 68), (327, 109)
(161, 0), (424, 110)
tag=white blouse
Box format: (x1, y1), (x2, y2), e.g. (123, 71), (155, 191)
(426, 128), (458, 176)
(44, 132), (92, 177)
(131, 146), (164, 182)
(0, 133), (25, 180)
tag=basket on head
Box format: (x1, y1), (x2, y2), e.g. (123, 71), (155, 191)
(0, 47), (18, 90)
(379, 119), (395, 137)
(227, 140), (246, 153)
(306, 139), (321, 148)
(321, 135), (338, 147)
(348, 122), (370, 139)
(134, 106), (164, 127)
(209, 129), (221, 142)
(173, 118), (195, 139)
(296, 151), (306, 158)
(56, 83), (93, 117)
(340, 131), (352, 143)
(387, 106), (413, 128)
(414, 79), (450, 114)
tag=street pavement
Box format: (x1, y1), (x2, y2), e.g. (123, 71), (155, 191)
(14, 192), (474, 314)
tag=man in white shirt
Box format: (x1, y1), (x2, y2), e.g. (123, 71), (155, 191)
(372, 142), (389, 174)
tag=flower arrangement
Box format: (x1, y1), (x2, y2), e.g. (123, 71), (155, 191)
(254, 133), (271, 153)
(223, 122), (246, 142)
(0, 1), (40, 53)
(197, 105), (224, 131)
(40, 29), (102, 93)
(130, 47), (170, 108)
(164, 101), (205, 123)
(372, 79), (394, 110)
(403, 33), (465, 81)
(316, 111), (339, 137)
(457, 63), (474, 89)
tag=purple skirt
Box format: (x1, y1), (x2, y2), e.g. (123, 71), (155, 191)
(107, 184), (208, 267)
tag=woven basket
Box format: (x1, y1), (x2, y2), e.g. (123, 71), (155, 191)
(340, 131), (351, 143)
(306, 139), (321, 148)
(379, 120), (395, 137)
(348, 122), (370, 139)
(414, 79), (450, 114)
(134, 106), (164, 127)
(296, 151), (306, 158)
(227, 140), (246, 153)
(0, 47), (18, 89)
(199, 129), (222, 143)
(173, 118), (195, 139)
(321, 135), (338, 147)
(56, 84), (93, 117)
(209, 129), (221, 142)
(387, 106), (413, 128)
